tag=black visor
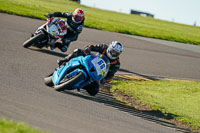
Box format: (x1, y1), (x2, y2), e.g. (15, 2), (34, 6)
(110, 50), (120, 57)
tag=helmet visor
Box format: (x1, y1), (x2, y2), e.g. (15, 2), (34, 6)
(110, 50), (120, 57)
(73, 15), (83, 23)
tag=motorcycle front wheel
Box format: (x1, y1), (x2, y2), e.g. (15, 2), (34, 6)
(23, 33), (46, 48)
(44, 76), (54, 87)
(54, 72), (85, 92)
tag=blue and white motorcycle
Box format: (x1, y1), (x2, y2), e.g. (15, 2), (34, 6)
(44, 53), (110, 96)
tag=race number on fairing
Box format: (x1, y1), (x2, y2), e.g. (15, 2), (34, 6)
(91, 57), (106, 76)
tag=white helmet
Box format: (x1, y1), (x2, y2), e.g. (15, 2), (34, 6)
(107, 41), (123, 60)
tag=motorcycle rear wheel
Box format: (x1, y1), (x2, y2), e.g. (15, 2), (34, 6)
(23, 33), (45, 48)
(54, 72), (85, 92)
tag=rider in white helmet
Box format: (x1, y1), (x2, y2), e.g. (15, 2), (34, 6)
(58, 41), (123, 83)
(106, 41), (123, 60)
(57, 41), (123, 96)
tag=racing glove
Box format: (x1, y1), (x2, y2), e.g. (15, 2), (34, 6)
(83, 47), (91, 55)
(57, 59), (65, 66)
(45, 13), (53, 18)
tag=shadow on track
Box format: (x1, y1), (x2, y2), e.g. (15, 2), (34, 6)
(118, 68), (163, 80)
(58, 81), (191, 133)
(28, 47), (67, 58)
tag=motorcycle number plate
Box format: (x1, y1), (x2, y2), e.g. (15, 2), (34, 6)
(52, 31), (56, 35)
(91, 57), (106, 76)
(48, 25), (59, 36)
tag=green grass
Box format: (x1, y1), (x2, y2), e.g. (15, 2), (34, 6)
(0, 118), (46, 133)
(111, 80), (200, 129)
(0, 0), (200, 45)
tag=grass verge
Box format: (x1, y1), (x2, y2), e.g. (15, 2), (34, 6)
(0, 0), (200, 45)
(0, 118), (46, 133)
(111, 79), (200, 131)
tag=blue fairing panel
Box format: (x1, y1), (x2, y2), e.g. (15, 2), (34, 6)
(51, 55), (105, 86)
(52, 57), (83, 85)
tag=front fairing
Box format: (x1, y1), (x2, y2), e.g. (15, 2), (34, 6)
(51, 55), (107, 89)
(47, 18), (67, 39)
(52, 57), (83, 85)
(36, 18), (67, 39)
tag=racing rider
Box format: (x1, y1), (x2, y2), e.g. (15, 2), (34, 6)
(46, 8), (85, 52)
(57, 41), (123, 95)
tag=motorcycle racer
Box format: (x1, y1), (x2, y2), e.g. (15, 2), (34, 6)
(84, 41), (123, 84)
(46, 8), (85, 52)
(58, 41), (123, 87)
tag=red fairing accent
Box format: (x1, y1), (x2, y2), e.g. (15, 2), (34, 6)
(48, 18), (54, 23)
(52, 19), (67, 39)
(57, 35), (64, 39)
(58, 20), (67, 31)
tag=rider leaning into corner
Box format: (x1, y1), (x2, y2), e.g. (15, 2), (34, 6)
(46, 8), (85, 52)
(57, 41), (124, 96)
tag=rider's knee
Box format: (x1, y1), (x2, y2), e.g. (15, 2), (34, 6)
(83, 82), (99, 96)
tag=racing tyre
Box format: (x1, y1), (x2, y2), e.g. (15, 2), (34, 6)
(23, 33), (45, 48)
(54, 72), (85, 91)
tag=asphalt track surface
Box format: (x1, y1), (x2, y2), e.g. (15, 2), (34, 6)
(0, 13), (200, 133)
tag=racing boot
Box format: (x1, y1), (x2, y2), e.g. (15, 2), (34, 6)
(50, 44), (56, 50)
(57, 39), (71, 52)
(54, 42), (62, 50)
(49, 41), (58, 50)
